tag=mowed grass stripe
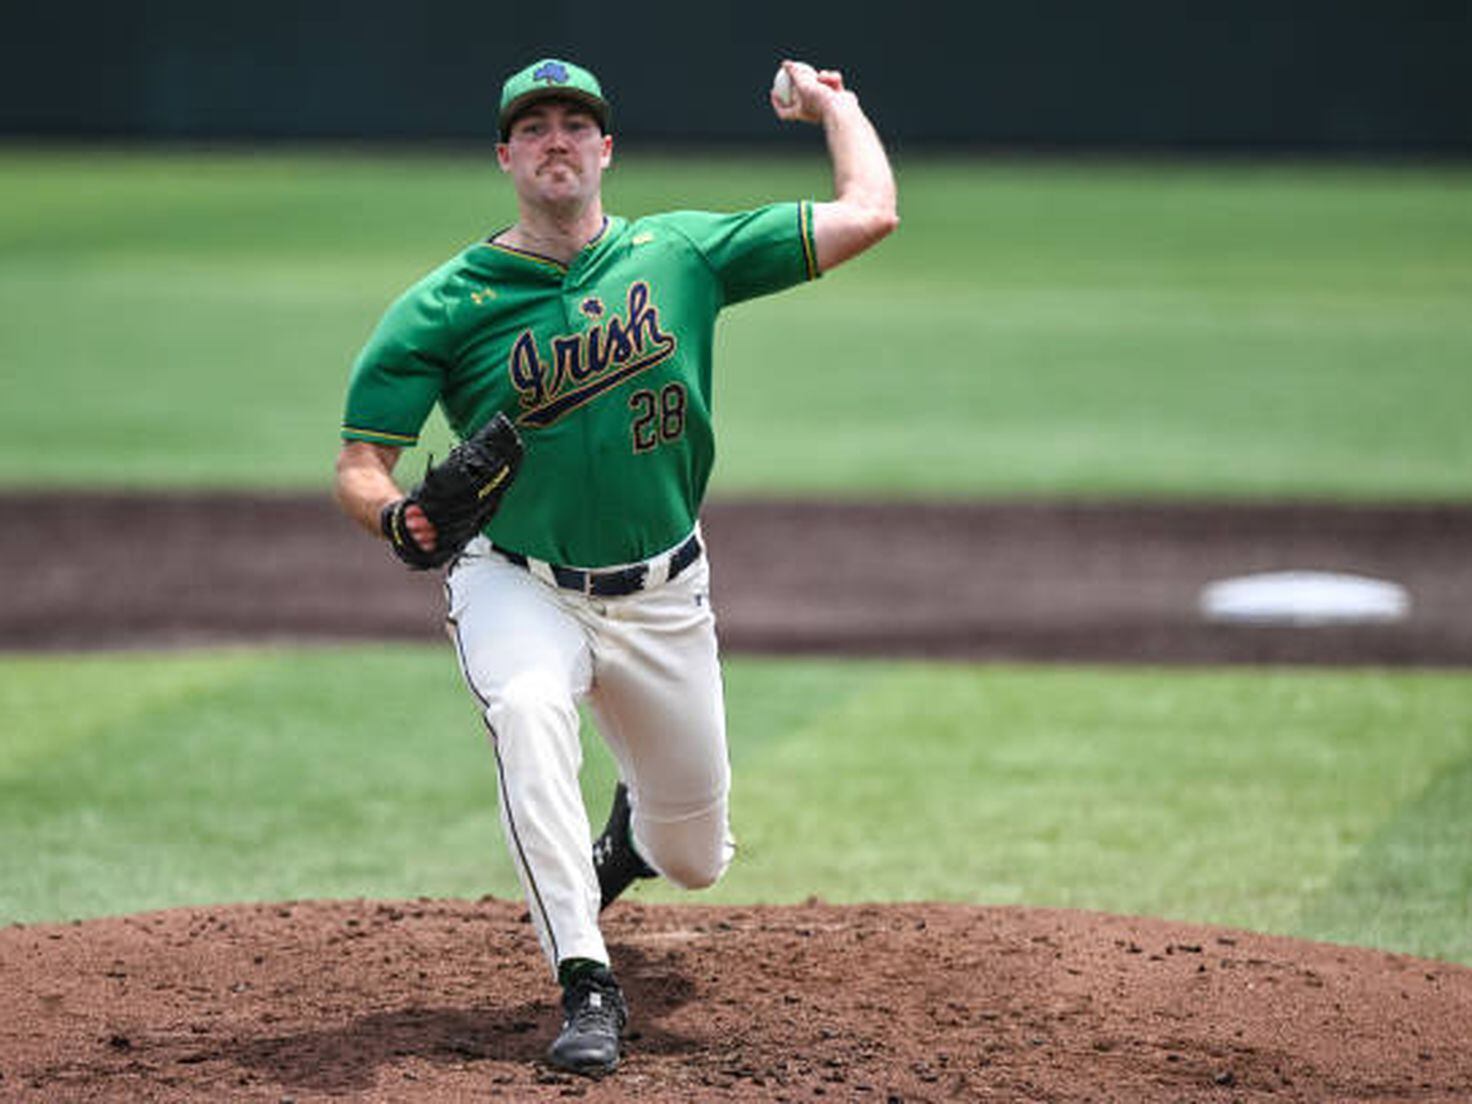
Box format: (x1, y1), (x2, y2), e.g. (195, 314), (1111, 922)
(1, 149), (1469, 497)
(1296, 750), (1472, 964)
(2, 647), (1468, 965)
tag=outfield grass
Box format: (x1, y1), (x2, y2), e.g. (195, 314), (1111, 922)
(2, 646), (1468, 966)
(1, 148), (1469, 497)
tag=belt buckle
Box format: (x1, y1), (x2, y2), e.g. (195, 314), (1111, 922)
(590, 564), (648, 598)
(550, 564), (586, 593)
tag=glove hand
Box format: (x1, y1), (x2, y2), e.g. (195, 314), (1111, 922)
(379, 498), (440, 569)
(380, 412), (524, 571)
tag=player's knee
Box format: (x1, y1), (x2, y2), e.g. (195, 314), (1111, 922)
(641, 823), (733, 891)
(655, 851), (725, 890)
(665, 857), (725, 891)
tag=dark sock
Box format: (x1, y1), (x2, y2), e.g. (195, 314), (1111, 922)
(558, 957), (607, 987)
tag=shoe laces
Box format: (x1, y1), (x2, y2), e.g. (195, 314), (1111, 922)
(563, 970), (627, 1032)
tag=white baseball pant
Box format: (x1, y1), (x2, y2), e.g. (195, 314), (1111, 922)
(443, 530), (734, 975)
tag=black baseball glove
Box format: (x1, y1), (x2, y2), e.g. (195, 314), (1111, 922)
(379, 412), (524, 571)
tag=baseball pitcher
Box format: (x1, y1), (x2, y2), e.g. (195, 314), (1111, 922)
(333, 56), (897, 1075)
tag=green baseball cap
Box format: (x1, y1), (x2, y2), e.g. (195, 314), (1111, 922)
(498, 59), (611, 141)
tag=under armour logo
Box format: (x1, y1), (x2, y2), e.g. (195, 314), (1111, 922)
(533, 61), (569, 85)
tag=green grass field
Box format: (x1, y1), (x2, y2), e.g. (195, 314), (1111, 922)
(2, 647), (1468, 964)
(1, 148), (1469, 496)
(1, 148), (1468, 966)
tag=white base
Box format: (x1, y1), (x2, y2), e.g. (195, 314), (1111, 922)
(1199, 571), (1410, 627)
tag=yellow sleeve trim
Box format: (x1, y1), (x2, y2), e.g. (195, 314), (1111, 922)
(799, 200), (820, 281)
(342, 425), (418, 446)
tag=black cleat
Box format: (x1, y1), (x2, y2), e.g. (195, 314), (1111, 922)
(547, 966), (627, 1075)
(593, 782), (656, 910)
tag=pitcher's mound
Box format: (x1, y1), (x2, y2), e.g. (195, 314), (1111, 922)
(3, 898), (1469, 1102)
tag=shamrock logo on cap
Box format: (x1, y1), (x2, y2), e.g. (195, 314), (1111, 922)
(533, 61), (570, 85)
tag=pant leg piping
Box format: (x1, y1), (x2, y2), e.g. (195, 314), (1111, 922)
(445, 603), (562, 965)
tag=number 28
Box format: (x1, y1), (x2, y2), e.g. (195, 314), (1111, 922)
(629, 384), (687, 453)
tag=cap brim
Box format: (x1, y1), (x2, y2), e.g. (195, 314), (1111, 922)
(499, 89), (610, 139)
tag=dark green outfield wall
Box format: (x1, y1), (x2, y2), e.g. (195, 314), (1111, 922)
(4, 1), (1468, 152)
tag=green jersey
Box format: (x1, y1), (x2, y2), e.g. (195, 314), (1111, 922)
(343, 202), (819, 567)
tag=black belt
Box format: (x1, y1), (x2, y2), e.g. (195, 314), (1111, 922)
(493, 532), (702, 598)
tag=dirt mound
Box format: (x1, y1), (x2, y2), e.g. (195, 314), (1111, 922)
(4, 898), (1469, 1102)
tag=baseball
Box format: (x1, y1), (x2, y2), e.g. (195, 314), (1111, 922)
(772, 66), (795, 108)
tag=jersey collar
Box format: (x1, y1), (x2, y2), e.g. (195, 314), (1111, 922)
(479, 216), (618, 273)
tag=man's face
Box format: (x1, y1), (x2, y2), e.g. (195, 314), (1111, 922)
(497, 100), (613, 215)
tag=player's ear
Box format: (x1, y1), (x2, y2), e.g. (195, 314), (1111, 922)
(599, 134), (613, 168)
(496, 143), (512, 172)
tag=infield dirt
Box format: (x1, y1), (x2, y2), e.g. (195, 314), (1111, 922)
(5, 494), (1470, 664)
(4, 898), (1471, 1103)
(4, 495), (1471, 1102)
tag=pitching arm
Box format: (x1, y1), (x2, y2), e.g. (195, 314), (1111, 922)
(772, 60), (899, 273)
